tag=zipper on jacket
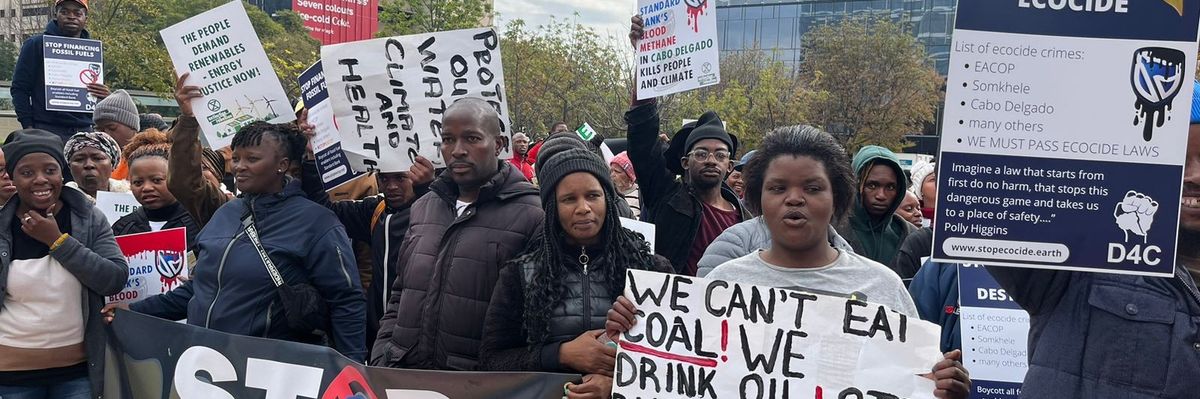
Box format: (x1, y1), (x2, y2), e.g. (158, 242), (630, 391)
(264, 300), (274, 337)
(336, 246), (352, 287)
(421, 204), (473, 364)
(206, 230), (246, 327)
(580, 246), (591, 333)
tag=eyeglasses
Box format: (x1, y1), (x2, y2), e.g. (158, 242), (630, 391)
(58, 8), (86, 18)
(688, 149), (731, 162)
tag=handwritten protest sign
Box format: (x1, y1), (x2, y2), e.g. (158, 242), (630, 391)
(43, 36), (102, 113)
(635, 0), (720, 99)
(931, 0), (1200, 276)
(300, 62), (362, 192)
(161, 1), (294, 149)
(321, 27), (512, 172)
(96, 190), (140, 227)
(613, 270), (942, 399)
(108, 228), (189, 304)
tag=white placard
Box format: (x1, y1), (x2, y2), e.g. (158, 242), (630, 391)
(160, 1), (295, 149)
(620, 217), (656, 254)
(635, 0), (721, 99)
(95, 190), (140, 227)
(321, 27), (512, 172)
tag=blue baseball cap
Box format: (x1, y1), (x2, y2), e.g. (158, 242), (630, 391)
(733, 150), (757, 172)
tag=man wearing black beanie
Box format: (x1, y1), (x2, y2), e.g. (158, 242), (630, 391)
(623, 36), (750, 275)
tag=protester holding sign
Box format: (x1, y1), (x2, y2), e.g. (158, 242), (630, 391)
(371, 98), (543, 370)
(110, 130), (200, 251)
(299, 151), (435, 347)
(626, 17), (750, 276)
(64, 131), (128, 200)
(984, 84), (1200, 399)
(113, 122), (367, 361)
(607, 126), (970, 398)
(479, 145), (671, 390)
(167, 73), (231, 230)
(0, 129), (127, 398)
(11, 0), (110, 142)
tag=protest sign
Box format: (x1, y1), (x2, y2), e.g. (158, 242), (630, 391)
(108, 228), (188, 305)
(321, 27), (512, 172)
(932, 0), (1200, 276)
(635, 0), (720, 99)
(620, 217), (656, 254)
(104, 310), (577, 399)
(613, 270), (942, 399)
(957, 264), (1029, 399)
(300, 61), (362, 191)
(291, 0), (380, 45)
(160, 1), (295, 149)
(96, 190), (140, 227)
(43, 36), (102, 113)
(576, 122), (597, 141)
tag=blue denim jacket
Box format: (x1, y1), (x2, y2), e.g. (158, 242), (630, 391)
(988, 265), (1200, 398)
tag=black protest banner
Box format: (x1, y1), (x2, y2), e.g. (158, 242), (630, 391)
(612, 270), (945, 399)
(103, 310), (576, 398)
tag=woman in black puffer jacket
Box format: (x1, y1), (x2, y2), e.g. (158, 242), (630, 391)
(111, 130), (200, 252)
(479, 144), (670, 399)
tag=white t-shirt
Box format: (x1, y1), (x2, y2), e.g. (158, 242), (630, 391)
(149, 221), (169, 231)
(707, 249), (919, 316)
(455, 200), (472, 217)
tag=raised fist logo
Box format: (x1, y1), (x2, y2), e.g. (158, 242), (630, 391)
(1114, 191), (1159, 243)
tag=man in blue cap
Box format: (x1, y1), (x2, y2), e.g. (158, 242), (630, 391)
(985, 81), (1200, 398)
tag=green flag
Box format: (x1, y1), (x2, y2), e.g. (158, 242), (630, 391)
(575, 122), (597, 141)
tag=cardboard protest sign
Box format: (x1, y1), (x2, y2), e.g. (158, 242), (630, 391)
(300, 62), (363, 192)
(576, 122), (597, 141)
(160, 1), (295, 149)
(635, 0), (720, 99)
(613, 270), (942, 399)
(108, 228), (188, 304)
(43, 36), (102, 113)
(96, 190), (140, 227)
(321, 27), (512, 172)
(932, 0), (1200, 276)
(958, 265), (1029, 399)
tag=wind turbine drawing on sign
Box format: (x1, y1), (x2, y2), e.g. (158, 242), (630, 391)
(261, 96), (281, 119)
(233, 96), (259, 117)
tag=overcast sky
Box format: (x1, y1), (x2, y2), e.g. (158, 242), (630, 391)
(494, 0), (637, 39)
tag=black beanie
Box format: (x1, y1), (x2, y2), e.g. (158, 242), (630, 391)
(534, 132), (590, 181)
(537, 147), (614, 205)
(3, 129), (67, 175)
(684, 111), (737, 155)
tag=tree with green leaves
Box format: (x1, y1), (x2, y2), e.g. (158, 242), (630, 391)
(88, 0), (319, 97)
(501, 17), (631, 140)
(0, 40), (19, 81)
(799, 17), (942, 153)
(377, 0), (492, 37)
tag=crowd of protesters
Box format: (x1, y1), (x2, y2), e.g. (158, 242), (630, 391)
(0, 2), (1197, 399)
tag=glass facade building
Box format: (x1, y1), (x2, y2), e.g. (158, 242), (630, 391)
(715, 0), (957, 74)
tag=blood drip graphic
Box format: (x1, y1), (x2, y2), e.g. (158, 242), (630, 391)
(685, 0), (708, 33)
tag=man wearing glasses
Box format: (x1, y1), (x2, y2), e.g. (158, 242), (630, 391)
(12, 0), (111, 142)
(625, 98), (749, 276)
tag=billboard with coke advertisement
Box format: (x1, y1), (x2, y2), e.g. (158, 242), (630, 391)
(292, 0), (380, 44)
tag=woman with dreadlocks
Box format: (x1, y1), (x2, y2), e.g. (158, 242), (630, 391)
(103, 122), (367, 362)
(480, 146), (671, 398)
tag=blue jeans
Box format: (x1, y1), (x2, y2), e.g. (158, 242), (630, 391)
(0, 376), (91, 399)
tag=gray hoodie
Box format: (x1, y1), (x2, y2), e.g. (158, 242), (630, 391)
(696, 216), (854, 277)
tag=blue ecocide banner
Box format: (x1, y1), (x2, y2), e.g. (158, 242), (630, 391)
(43, 35), (103, 113)
(933, 0), (1200, 277)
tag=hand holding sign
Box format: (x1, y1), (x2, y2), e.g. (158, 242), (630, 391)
(560, 330), (617, 376)
(174, 73), (202, 117)
(86, 82), (110, 99)
(604, 296), (637, 342)
(929, 350), (970, 399)
(565, 374), (613, 399)
(629, 15), (644, 49)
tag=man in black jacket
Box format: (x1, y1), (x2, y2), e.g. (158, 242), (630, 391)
(625, 17), (750, 276)
(12, 0), (110, 141)
(370, 98), (543, 370)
